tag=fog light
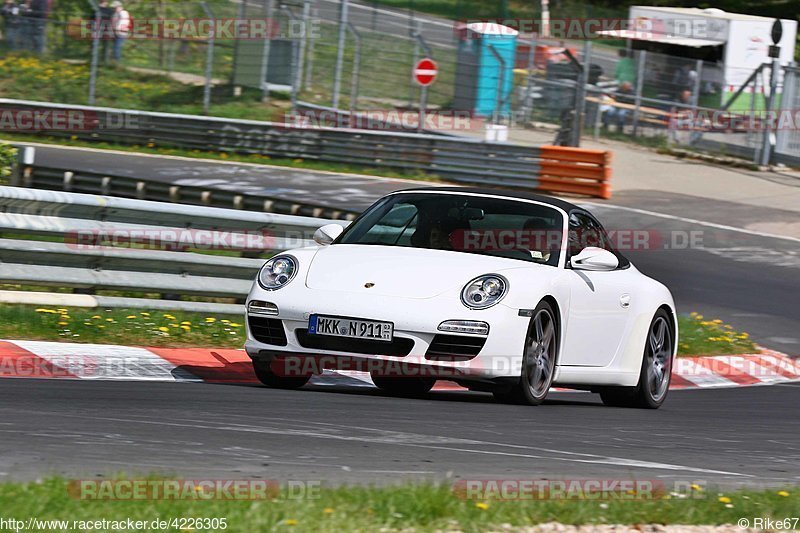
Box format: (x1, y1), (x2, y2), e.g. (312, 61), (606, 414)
(438, 320), (489, 335)
(248, 300), (279, 316)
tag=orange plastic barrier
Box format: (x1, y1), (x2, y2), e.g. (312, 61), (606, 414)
(537, 146), (612, 199)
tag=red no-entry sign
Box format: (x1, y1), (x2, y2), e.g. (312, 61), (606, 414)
(414, 58), (438, 86)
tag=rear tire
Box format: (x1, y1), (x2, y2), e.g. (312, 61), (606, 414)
(493, 300), (558, 406)
(253, 360), (310, 389)
(599, 309), (673, 409)
(371, 375), (435, 397)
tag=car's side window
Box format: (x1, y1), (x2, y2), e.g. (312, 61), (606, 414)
(568, 212), (601, 257)
(568, 211), (630, 269)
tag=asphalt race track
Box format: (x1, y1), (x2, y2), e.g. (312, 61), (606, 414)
(1, 378), (799, 487)
(32, 145), (415, 214)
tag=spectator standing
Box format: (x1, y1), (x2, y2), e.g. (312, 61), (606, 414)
(671, 62), (697, 98)
(614, 49), (636, 86)
(17, 0), (31, 50)
(27, 0), (46, 53)
(110, 0), (130, 62)
(97, 0), (114, 63)
(1, 0), (22, 49)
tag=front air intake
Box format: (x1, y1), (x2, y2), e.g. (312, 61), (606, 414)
(425, 334), (486, 361)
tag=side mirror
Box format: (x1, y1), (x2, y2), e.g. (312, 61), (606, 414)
(570, 247), (619, 271)
(313, 223), (344, 246)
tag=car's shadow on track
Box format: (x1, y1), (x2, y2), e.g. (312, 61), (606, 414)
(222, 382), (604, 407)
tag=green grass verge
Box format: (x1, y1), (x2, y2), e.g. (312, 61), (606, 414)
(0, 478), (796, 532)
(0, 54), (286, 121)
(0, 303), (758, 356)
(0, 304), (244, 348)
(677, 313), (756, 356)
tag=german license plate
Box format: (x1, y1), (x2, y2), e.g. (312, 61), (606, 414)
(308, 315), (393, 342)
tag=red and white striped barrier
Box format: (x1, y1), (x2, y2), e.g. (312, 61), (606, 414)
(1, 340), (797, 391)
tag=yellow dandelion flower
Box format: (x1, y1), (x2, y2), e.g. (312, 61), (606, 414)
(284, 519), (298, 526)
(718, 496), (731, 503)
(126, 315), (137, 319)
(690, 484), (703, 491)
(106, 318), (114, 322)
(695, 314), (703, 320)
(35, 308), (53, 313)
(322, 508), (334, 514)
(229, 323), (242, 328)
(163, 314), (176, 320)
(205, 317), (216, 323)
(475, 502), (489, 510)
(140, 312), (150, 317)
(97, 325), (105, 329)
(57, 321), (68, 326)
(91, 315), (101, 319)
(158, 327), (169, 332)
(180, 325), (191, 331)
(777, 490), (790, 497)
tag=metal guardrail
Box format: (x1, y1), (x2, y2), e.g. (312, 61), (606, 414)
(0, 186), (345, 313)
(13, 160), (360, 221)
(0, 98), (615, 197)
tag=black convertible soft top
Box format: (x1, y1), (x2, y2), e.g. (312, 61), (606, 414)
(393, 186), (582, 214)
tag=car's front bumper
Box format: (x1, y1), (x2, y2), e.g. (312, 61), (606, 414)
(244, 286), (530, 382)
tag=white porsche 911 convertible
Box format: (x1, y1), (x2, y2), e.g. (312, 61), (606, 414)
(244, 187), (677, 408)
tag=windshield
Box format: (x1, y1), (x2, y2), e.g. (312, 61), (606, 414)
(336, 193), (565, 266)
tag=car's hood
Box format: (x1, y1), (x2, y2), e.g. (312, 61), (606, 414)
(305, 244), (533, 299)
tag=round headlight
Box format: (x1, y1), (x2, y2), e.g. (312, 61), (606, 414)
(461, 274), (508, 309)
(258, 255), (298, 290)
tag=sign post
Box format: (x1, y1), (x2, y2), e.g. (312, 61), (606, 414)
(760, 19), (782, 166)
(414, 58), (438, 132)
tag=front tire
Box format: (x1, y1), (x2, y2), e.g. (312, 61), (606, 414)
(493, 301), (558, 406)
(253, 360), (310, 389)
(599, 309), (673, 409)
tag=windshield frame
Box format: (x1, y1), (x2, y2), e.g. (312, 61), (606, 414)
(333, 190), (569, 268)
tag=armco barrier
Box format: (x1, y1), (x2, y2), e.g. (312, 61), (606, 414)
(0, 185), (345, 312)
(0, 98), (613, 199)
(538, 146), (612, 200)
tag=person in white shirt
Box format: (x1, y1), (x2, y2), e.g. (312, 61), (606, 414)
(111, 0), (130, 62)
